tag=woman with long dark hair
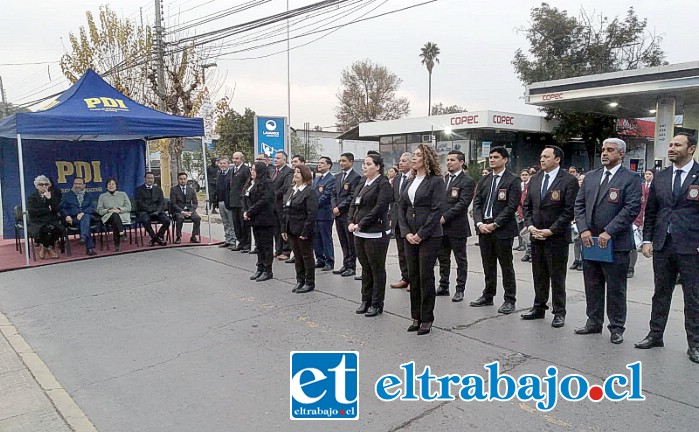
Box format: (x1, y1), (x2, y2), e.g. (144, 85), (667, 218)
(282, 165), (318, 293)
(398, 143), (445, 335)
(348, 154), (394, 316)
(243, 162), (275, 282)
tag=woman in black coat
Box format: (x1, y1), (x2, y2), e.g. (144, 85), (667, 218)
(348, 154), (394, 317)
(244, 162), (276, 282)
(27, 174), (63, 259)
(398, 143), (446, 335)
(282, 165), (318, 294)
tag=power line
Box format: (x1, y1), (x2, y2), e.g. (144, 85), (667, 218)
(0, 60), (58, 66)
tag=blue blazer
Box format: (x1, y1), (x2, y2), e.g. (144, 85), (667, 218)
(60, 191), (95, 218)
(314, 172), (336, 221)
(574, 166), (641, 251)
(643, 161), (699, 254)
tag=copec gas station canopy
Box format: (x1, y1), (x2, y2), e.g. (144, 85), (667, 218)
(525, 61), (699, 167)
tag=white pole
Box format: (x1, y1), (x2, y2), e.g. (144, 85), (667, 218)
(17, 134), (30, 266)
(200, 137), (212, 244)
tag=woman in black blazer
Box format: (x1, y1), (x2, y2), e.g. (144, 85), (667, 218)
(398, 143), (446, 335)
(282, 165), (318, 293)
(243, 162), (275, 282)
(348, 154), (394, 317)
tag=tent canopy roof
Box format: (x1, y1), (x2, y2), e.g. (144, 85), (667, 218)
(0, 69), (204, 141)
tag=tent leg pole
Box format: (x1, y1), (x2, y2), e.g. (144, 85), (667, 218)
(17, 134), (30, 266)
(200, 137), (212, 244)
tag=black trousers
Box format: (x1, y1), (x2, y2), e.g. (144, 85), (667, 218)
(173, 212), (201, 237)
(405, 236), (441, 323)
(252, 225), (274, 273)
(355, 236), (390, 306)
(394, 224), (409, 282)
(232, 207), (250, 248)
(207, 184), (218, 210)
(139, 211), (170, 239)
(649, 235), (699, 348)
(106, 212), (125, 244)
(530, 238), (569, 315)
(479, 234), (517, 304)
(439, 235), (468, 292)
(289, 234), (315, 283)
(273, 209), (291, 255)
(36, 223), (62, 248)
(335, 214), (356, 269)
(582, 251), (630, 334)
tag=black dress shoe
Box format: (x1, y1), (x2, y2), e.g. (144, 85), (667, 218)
(218, 242), (231, 248)
(688, 347), (699, 364)
(521, 309), (545, 320)
(86, 248), (97, 256)
(341, 269), (356, 277)
(574, 325), (603, 335)
(469, 296), (494, 307)
(240, 248), (250, 253)
(610, 333), (624, 344)
(157, 237), (167, 246)
(407, 320), (420, 332)
(435, 287), (450, 296)
(315, 262), (325, 268)
(174, 237), (182, 244)
(365, 305), (383, 317)
(551, 315), (565, 328)
(296, 283), (315, 293)
(292, 281), (304, 293)
(417, 321), (433, 335)
(285, 257), (296, 264)
(149, 238), (158, 247)
(634, 336), (664, 349)
(190, 236), (201, 243)
(322, 264), (333, 272)
(255, 272), (273, 282)
(521, 254), (531, 262)
(569, 261), (579, 270)
(498, 302), (516, 314)
(231, 245), (242, 251)
(356, 301), (369, 314)
(333, 267), (347, 275)
(250, 270), (263, 280)
(452, 292), (464, 302)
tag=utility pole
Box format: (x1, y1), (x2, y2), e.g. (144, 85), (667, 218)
(154, 0), (167, 111)
(0, 76), (8, 118)
(286, 0), (291, 155)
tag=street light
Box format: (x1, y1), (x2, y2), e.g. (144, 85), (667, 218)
(201, 63), (218, 86)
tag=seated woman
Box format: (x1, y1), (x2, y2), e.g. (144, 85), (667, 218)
(27, 175), (64, 259)
(96, 177), (132, 252)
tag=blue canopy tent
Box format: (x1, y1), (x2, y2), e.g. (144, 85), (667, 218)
(0, 69), (208, 265)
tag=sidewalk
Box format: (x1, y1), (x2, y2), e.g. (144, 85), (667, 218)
(0, 312), (96, 432)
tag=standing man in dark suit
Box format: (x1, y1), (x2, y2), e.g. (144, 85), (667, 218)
(521, 146), (579, 327)
(470, 147), (521, 313)
(170, 172), (201, 244)
(229, 152), (251, 252)
(206, 157), (219, 214)
(271, 150), (293, 259)
(216, 157), (235, 248)
(331, 152), (361, 277)
(574, 138), (641, 344)
(313, 156), (336, 271)
(135, 171), (170, 246)
(390, 152), (413, 290)
(437, 150), (476, 302)
(636, 133), (699, 363)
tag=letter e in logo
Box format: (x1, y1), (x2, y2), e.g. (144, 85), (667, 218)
(290, 351), (359, 420)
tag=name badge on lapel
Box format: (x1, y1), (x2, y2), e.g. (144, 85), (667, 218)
(343, 183), (349, 191)
(451, 187), (460, 199)
(688, 185), (699, 201)
(497, 188), (507, 201)
(550, 190), (561, 201)
(608, 188), (621, 203)
(286, 197), (292, 207)
(355, 196), (362, 205)
(318, 186), (324, 193)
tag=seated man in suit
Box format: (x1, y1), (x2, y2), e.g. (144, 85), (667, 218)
(60, 177), (97, 256)
(170, 172), (201, 244)
(135, 171), (170, 246)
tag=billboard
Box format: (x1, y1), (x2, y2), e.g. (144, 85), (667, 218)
(255, 115), (287, 158)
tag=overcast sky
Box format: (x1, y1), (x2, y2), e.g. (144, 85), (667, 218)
(1, 0), (698, 130)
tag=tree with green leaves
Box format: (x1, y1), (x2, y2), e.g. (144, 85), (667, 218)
(290, 131), (322, 161)
(335, 59), (410, 131)
(513, 3), (666, 167)
(431, 102), (465, 115)
(420, 42), (440, 116)
(215, 107), (256, 160)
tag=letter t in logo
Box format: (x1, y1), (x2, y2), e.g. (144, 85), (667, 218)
(328, 355), (357, 404)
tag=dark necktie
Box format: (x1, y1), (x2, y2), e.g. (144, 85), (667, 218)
(596, 171), (611, 201)
(400, 174), (408, 194)
(274, 168), (279, 179)
(342, 172), (348, 185)
(446, 174), (455, 191)
(181, 186), (186, 195)
(541, 173), (550, 197)
(485, 175), (499, 217)
(672, 170), (683, 201)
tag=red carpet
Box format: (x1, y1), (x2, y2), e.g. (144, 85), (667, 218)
(0, 235), (222, 273)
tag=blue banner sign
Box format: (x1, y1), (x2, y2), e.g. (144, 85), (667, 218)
(255, 115), (287, 158)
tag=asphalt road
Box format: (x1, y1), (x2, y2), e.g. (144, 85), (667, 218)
(0, 240), (697, 431)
